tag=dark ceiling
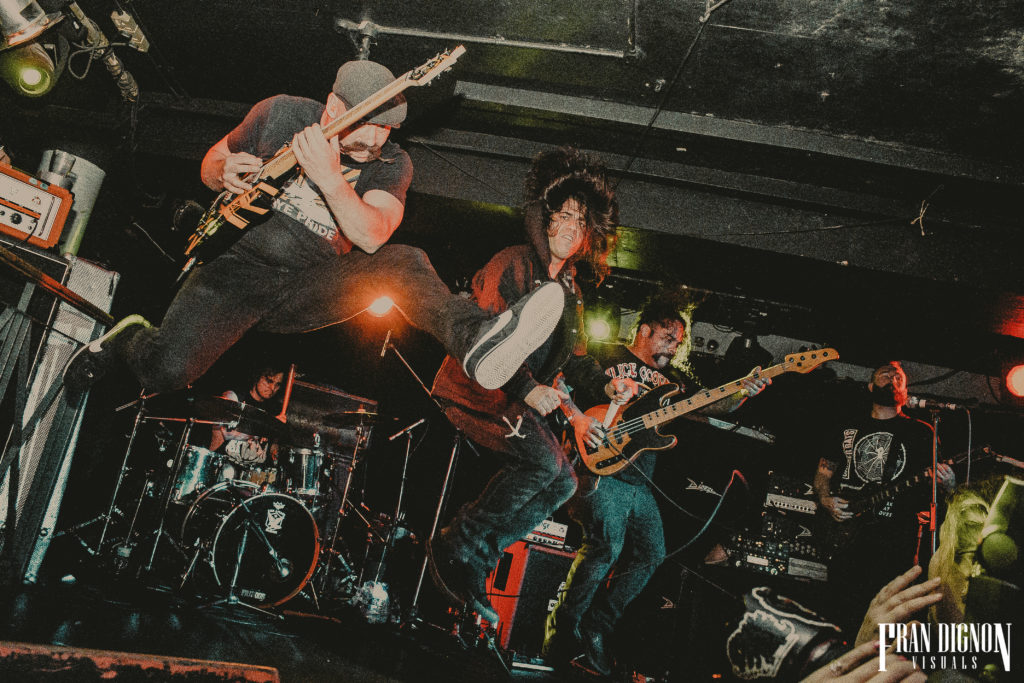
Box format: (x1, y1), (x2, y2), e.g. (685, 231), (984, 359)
(2, 0), (1023, 387)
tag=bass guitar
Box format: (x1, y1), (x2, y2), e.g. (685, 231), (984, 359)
(577, 348), (838, 475)
(180, 46), (467, 276)
(815, 445), (992, 558)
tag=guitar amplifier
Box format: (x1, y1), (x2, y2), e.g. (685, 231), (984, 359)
(485, 540), (577, 655)
(0, 165), (72, 249)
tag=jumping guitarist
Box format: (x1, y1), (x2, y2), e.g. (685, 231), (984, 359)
(542, 292), (771, 676)
(811, 361), (956, 634)
(64, 55), (568, 405)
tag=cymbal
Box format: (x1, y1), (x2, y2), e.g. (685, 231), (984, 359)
(193, 396), (291, 439)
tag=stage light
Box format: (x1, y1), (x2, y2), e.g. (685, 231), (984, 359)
(587, 317), (612, 341)
(0, 0), (62, 50)
(368, 296), (394, 316)
(0, 40), (56, 96)
(1005, 364), (1024, 398)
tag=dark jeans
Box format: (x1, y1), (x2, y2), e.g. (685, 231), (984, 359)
(442, 403), (577, 573)
(548, 476), (666, 639)
(122, 221), (486, 392)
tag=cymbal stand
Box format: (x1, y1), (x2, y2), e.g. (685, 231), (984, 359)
(51, 390), (150, 561)
(142, 416), (196, 573)
(370, 418), (426, 584)
(378, 331), (483, 626)
(314, 424), (368, 596)
(406, 430), (475, 625)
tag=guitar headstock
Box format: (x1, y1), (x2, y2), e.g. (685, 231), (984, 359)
(784, 348), (839, 373)
(408, 46), (467, 86)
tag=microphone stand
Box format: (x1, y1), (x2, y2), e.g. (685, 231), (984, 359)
(378, 331), (482, 629)
(928, 408), (940, 555)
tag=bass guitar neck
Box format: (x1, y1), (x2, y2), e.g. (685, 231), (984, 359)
(580, 348), (838, 475)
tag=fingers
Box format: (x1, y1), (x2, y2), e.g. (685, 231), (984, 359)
(866, 653), (926, 682)
(222, 152), (261, 194)
(815, 641), (877, 681)
(877, 566), (924, 601)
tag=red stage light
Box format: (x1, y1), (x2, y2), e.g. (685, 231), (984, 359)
(368, 296), (394, 316)
(1005, 364), (1024, 398)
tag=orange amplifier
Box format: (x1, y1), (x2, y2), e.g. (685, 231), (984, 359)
(0, 164), (72, 249)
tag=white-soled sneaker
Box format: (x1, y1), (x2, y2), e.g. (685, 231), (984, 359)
(462, 281), (565, 390)
(63, 314), (152, 393)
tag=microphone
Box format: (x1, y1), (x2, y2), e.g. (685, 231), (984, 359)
(389, 417), (425, 441)
(906, 395), (965, 411)
(380, 329), (392, 358)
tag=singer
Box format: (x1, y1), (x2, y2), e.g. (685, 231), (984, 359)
(812, 361), (957, 634)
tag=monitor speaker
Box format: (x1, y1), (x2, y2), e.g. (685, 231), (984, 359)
(485, 540), (576, 656)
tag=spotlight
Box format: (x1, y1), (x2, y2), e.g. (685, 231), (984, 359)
(368, 296), (394, 317)
(587, 317), (612, 341)
(1006, 364), (1024, 399)
(0, 40), (56, 96)
(0, 0), (62, 50)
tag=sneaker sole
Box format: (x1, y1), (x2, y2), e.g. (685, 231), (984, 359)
(62, 314), (151, 383)
(471, 283), (565, 390)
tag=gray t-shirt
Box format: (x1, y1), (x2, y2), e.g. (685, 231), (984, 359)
(225, 94), (412, 255)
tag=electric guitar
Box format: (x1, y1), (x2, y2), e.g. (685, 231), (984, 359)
(815, 445), (992, 558)
(180, 46), (467, 276)
(577, 348), (839, 475)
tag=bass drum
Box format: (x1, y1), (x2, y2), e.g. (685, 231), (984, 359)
(180, 481), (319, 607)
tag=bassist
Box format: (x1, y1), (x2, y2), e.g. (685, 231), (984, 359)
(543, 292), (771, 675)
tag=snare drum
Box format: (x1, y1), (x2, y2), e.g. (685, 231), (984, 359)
(180, 481), (319, 607)
(233, 465), (278, 490)
(281, 447), (324, 498)
(170, 446), (224, 503)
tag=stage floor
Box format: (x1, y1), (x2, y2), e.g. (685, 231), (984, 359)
(0, 561), (556, 682)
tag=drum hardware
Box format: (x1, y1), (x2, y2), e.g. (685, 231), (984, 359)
(367, 418), (426, 586)
(312, 420), (370, 601)
(180, 481), (318, 614)
(142, 414), (234, 575)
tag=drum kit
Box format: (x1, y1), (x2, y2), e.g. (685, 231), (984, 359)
(92, 380), (390, 616)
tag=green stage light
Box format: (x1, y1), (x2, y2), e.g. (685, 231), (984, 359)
(587, 317), (612, 341)
(0, 40), (56, 96)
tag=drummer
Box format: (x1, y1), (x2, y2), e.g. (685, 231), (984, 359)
(209, 365), (286, 465)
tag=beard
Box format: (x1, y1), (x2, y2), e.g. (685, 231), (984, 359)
(341, 142), (383, 162)
(652, 353), (672, 369)
(871, 383), (902, 406)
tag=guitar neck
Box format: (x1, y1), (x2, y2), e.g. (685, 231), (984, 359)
(848, 445), (988, 514)
(642, 361), (792, 430)
(259, 70), (414, 180)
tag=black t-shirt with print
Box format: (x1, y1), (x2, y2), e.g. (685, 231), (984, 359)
(225, 95), (412, 254)
(584, 342), (699, 486)
(825, 413), (934, 527)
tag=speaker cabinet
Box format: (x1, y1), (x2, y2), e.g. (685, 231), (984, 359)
(0, 242), (118, 584)
(485, 540), (576, 656)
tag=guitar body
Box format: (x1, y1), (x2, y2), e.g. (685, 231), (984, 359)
(182, 173), (293, 270)
(813, 495), (883, 560)
(580, 384), (681, 475)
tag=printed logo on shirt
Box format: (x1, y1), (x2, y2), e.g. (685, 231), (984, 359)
(839, 428), (908, 518)
(603, 362), (676, 395)
(272, 165), (361, 242)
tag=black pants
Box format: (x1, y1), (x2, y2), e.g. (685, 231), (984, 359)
(442, 403), (577, 573)
(123, 221), (485, 392)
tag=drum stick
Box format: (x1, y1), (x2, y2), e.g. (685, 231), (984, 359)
(276, 363), (296, 422)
